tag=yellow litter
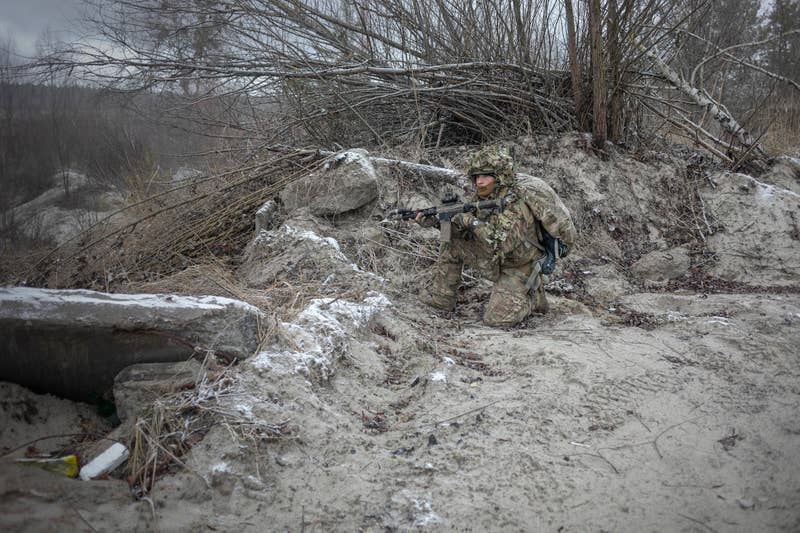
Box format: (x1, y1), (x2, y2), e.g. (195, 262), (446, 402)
(15, 455), (79, 478)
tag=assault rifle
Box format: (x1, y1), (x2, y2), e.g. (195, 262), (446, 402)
(388, 194), (568, 273)
(387, 193), (506, 242)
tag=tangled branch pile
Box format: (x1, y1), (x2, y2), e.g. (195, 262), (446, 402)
(23, 150), (323, 289)
(29, 0), (800, 161)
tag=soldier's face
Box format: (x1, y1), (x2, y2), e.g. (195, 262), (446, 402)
(475, 174), (496, 197)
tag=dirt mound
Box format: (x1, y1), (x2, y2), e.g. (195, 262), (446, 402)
(705, 171), (800, 286)
(6, 170), (126, 247)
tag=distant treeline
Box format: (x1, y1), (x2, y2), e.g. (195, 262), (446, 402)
(0, 82), (212, 208)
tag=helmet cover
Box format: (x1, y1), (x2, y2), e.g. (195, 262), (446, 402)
(466, 146), (516, 187)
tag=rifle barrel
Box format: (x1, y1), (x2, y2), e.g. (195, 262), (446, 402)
(388, 199), (503, 220)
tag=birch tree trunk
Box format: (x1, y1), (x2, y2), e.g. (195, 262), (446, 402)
(638, 42), (767, 160)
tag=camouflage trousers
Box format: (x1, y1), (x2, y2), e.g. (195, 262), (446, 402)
(424, 237), (547, 327)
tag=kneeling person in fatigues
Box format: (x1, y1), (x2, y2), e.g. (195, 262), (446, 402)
(415, 146), (577, 327)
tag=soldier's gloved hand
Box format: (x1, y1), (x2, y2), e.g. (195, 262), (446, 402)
(451, 212), (476, 232)
(414, 212), (439, 228)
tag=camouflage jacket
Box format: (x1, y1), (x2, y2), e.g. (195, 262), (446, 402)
(465, 173), (576, 269)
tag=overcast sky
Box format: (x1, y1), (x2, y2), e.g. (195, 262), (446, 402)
(0, 0), (778, 59)
(0, 0), (85, 57)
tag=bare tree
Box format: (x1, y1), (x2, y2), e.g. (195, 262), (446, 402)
(27, 0), (795, 166)
(564, 0), (585, 130)
(589, 0), (607, 149)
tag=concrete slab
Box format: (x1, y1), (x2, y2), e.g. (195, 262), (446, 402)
(0, 287), (267, 400)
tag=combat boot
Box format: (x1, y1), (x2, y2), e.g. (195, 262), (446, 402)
(420, 288), (457, 311)
(422, 258), (462, 311)
(531, 277), (549, 314)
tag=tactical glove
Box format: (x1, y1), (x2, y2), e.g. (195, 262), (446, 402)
(451, 212), (476, 231)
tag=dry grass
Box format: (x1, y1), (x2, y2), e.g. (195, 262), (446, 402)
(125, 352), (292, 498)
(757, 96), (800, 156)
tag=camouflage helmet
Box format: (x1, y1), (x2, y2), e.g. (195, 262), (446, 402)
(466, 146), (516, 187)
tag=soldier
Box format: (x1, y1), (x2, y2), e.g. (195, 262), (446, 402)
(415, 146), (576, 327)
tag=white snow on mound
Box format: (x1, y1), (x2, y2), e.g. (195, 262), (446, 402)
(252, 292), (391, 379)
(733, 172), (800, 200)
(429, 371), (447, 383)
(282, 224), (349, 262)
(256, 224), (385, 280)
(210, 462), (233, 474)
(0, 286), (261, 313)
(323, 150), (378, 180)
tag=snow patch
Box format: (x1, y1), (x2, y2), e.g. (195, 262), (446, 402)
(666, 311), (689, 322)
(324, 150), (378, 180)
(252, 292), (391, 379)
(283, 225), (346, 257)
(256, 201), (274, 217)
(758, 183), (775, 199)
(412, 498), (442, 528)
(664, 309), (735, 328)
(733, 172), (800, 200)
(211, 462), (232, 474)
(430, 371), (447, 383)
(706, 316), (734, 327)
(234, 403), (254, 420)
(0, 287), (261, 314)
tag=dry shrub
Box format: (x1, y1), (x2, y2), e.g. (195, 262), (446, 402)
(22, 151), (323, 291)
(0, 243), (52, 285)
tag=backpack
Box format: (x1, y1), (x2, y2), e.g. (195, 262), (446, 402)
(513, 172), (577, 250)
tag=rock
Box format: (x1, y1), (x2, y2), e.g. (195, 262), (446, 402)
(113, 360), (203, 422)
(255, 199), (280, 233)
(737, 498), (754, 509)
(280, 149), (379, 216)
(0, 287), (267, 400)
(240, 211), (368, 288)
(582, 264), (632, 302)
(630, 246), (691, 282)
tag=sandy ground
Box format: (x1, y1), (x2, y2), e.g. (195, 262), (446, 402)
(173, 291), (799, 533)
(3, 289), (797, 532)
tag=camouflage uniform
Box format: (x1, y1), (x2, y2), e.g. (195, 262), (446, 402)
(424, 146), (577, 327)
